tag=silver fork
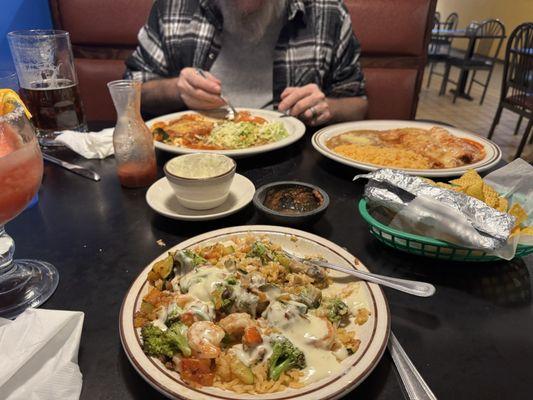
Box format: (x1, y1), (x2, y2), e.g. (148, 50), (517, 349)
(196, 69), (236, 120)
(282, 250), (436, 297)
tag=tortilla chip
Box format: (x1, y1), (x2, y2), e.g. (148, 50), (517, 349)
(508, 203), (528, 226)
(464, 180), (484, 201)
(495, 197), (509, 212)
(520, 226), (533, 236)
(510, 226), (521, 237)
(482, 184), (500, 208)
(450, 169), (483, 189)
(436, 182), (460, 191)
(422, 178), (436, 185)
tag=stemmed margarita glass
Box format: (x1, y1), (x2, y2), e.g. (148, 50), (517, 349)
(0, 99), (58, 318)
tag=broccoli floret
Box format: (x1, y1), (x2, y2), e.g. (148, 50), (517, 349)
(268, 335), (306, 381)
(141, 325), (175, 358)
(297, 285), (322, 309)
(167, 322), (192, 357)
(183, 250), (207, 266)
(324, 298), (349, 326)
(247, 242), (274, 265)
(141, 323), (191, 358)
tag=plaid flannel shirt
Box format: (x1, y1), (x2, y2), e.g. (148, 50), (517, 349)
(125, 0), (365, 105)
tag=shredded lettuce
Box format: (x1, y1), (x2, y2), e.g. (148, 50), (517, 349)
(206, 121), (289, 149)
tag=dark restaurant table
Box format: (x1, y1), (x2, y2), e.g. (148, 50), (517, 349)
(431, 29), (506, 101)
(8, 125), (533, 400)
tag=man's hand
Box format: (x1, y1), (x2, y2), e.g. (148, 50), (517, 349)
(278, 84), (332, 126)
(176, 68), (225, 110)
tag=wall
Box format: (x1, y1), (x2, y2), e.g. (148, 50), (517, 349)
(0, 0), (53, 70)
(436, 0), (533, 58)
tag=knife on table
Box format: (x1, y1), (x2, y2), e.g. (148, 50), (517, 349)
(42, 153), (101, 182)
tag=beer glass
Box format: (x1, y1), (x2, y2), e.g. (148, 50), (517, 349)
(8, 30), (87, 139)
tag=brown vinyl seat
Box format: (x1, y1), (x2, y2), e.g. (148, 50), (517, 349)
(344, 0), (436, 119)
(49, 0), (153, 122)
(50, 0), (436, 122)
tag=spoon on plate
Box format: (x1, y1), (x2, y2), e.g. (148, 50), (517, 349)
(282, 250), (436, 297)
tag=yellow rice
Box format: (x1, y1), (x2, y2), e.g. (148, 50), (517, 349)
(214, 352), (304, 394)
(333, 144), (432, 169)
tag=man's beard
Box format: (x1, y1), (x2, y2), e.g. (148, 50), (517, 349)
(215, 0), (286, 43)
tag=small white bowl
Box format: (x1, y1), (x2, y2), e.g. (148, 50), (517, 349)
(164, 154), (236, 210)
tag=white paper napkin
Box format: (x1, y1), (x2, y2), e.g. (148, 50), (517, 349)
(55, 129), (114, 159)
(0, 308), (85, 400)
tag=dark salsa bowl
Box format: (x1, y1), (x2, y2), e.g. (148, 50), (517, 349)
(253, 181), (330, 225)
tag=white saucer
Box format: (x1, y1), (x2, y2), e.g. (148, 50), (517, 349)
(146, 174), (255, 221)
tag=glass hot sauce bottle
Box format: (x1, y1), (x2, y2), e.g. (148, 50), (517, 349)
(108, 80), (156, 188)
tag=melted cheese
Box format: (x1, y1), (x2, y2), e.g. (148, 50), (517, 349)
(264, 302), (342, 383)
(231, 339), (273, 367)
(181, 266), (228, 302)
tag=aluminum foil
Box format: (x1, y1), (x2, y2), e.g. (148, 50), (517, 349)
(354, 169), (516, 251)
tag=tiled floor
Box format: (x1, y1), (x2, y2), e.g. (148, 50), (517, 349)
(416, 62), (533, 162)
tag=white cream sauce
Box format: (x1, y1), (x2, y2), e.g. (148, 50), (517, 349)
(231, 339), (274, 367)
(323, 282), (368, 316)
(264, 302), (343, 383)
(180, 266), (228, 302)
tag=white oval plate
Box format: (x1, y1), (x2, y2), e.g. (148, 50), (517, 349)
(146, 174), (255, 221)
(120, 225), (390, 400)
(147, 109), (306, 158)
(312, 120), (502, 177)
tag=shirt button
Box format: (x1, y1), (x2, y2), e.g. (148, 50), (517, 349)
(208, 53), (215, 59)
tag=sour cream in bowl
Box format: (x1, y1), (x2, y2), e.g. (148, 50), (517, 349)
(164, 153), (236, 210)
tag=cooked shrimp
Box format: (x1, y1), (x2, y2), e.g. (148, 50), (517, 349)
(187, 321), (225, 359)
(174, 294), (195, 307)
(219, 313), (255, 335)
(219, 313), (263, 346)
(306, 318), (336, 350)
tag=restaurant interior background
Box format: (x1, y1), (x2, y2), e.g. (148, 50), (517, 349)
(1, 0), (532, 162)
(419, 0), (533, 161)
(1, 1), (532, 399)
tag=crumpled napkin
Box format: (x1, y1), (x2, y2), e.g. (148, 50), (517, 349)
(55, 128), (114, 159)
(0, 308), (84, 400)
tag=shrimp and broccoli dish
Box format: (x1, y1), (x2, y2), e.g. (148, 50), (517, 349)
(134, 236), (371, 394)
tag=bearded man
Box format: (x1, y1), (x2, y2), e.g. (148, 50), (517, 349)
(125, 0), (367, 126)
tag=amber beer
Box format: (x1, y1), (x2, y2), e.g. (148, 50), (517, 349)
(8, 30), (87, 138)
(20, 79), (87, 133)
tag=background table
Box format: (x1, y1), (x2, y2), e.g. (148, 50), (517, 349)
(9, 130), (533, 400)
(431, 29), (506, 101)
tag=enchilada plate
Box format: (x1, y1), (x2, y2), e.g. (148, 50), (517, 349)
(147, 109), (306, 158)
(312, 120), (502, 177)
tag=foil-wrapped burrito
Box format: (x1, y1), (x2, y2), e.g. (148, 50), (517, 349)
(354, 169), (516, 252)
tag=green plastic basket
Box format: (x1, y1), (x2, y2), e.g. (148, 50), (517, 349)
(358, 199), (533, 262)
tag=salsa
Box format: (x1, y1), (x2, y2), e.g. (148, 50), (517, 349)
(263, 185), (324, 215)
